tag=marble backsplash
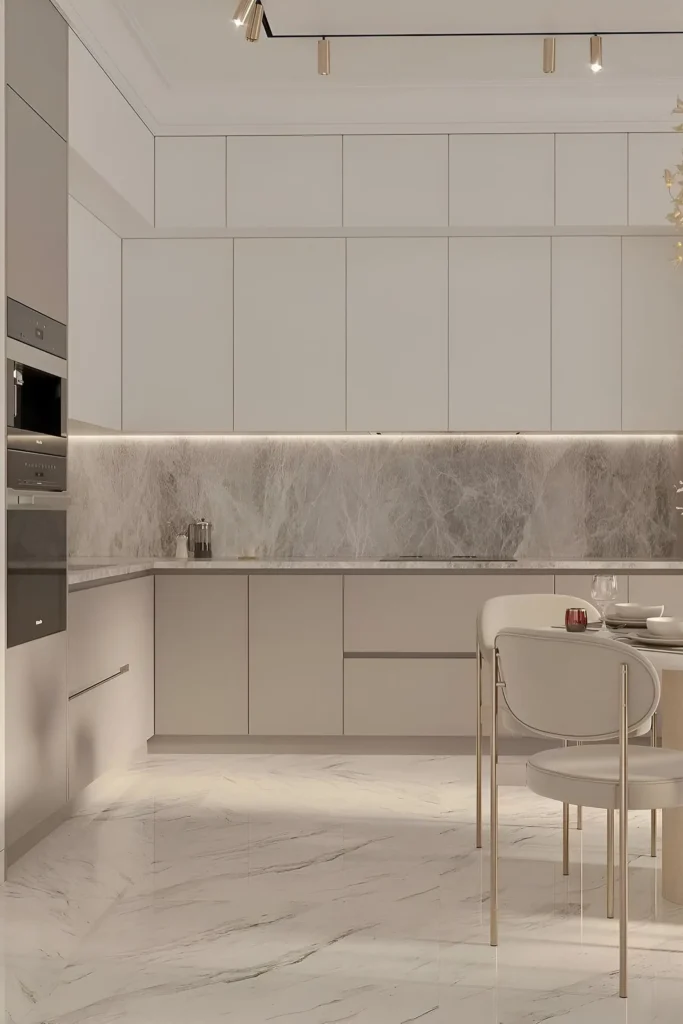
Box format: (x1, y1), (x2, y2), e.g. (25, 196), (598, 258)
(67, 435), (681, 560)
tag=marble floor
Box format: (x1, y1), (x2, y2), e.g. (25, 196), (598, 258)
(2, 753), (683, 1023)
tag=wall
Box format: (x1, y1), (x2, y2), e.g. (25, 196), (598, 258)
(68, 435), (680, 560)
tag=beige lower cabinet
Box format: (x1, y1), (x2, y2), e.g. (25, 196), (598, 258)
(554, 573), (629, 606)
(155, 575), (248, 735)
(629, 575), (683, 618)
(249, 575), (343, 735)
(344, 658), (475, 736)
(6, 631), (67, 848)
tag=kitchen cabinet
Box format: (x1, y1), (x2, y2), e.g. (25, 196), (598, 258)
(68, 199), (122, 430)
(629, 576), (683, 618)
(344, 659), (475, 736)
(449, 237), (551, 431)
(622, 238), (683, 431)
(6, 0), (68, 141)
(249, 575), (343, 735)
(6, 87), (67, 324)
(155, 136), (226, 228)
(233, 239), (346, 432)
(343, 134), (448, 226)
(551, 237), (622, 431)
(555, 134), (627, 226)
(6, 632), (67, 849)
(346, 238), (448, 431)
(628, 133), (683, 227)
(555, 574), (629, 606)
(226, 136), (342, 227)
(123, 239), (233, 432)
(155, 575), (248, 735)
(449, 134), (554, 226)
(69, 32), (154, 223)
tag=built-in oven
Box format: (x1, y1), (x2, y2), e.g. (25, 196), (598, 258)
(6, 298), (67, 491)
(6, 493), (67, 648)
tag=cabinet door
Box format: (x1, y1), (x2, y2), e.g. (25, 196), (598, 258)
(155, 137), (226, 228)
(69, 199), (122, 430)
(344, 659), (475, 736)
(551, 237), (622, 431)
(346, 238), (448, 431)
(449, 134), (554, 226)
(629, 576), (683, 618)
(234, 239), (346, 432)
(6, 0), (68, 140)
(226, 136), (342, 227)
(155, 576), (248, 735)
(123, 239), (233, 432)
(449, 237), (551, 430)
(6, 88), (67, 323)
(622, 238), (683, 430)
(628, 134), (683, 227)
(555, 134), (627, 226)
(249, 575), (343, 735)
(6, 632), (67, 848)
(343, 135), (448, 226)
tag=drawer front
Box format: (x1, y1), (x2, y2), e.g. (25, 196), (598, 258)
(554, 574), (629, 606)
(343, 574), (554, 653)
(344, 657), (475, 736)
(628, 575), (683, 618)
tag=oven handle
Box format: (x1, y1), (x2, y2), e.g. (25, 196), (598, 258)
(6, 489), (69, 510)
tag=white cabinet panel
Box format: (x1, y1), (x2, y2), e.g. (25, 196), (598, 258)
(346, 238), (448, 431)
(155, 137), (226, 228)
(629, 576), (683, 618)
(344, 659), (475, 736)
(234, 239), (345, 432)
(343, 134), (448, 226)
(155, 576), (248, 736)
(622, 238), (683, 430)
(226, 136), (342, 227)
(69, 199), (121, 430)
(449, 237), (551, 430)
(123, 239), (233, 432)
(555, 134), (627, 226)
(551, 237), (621, 431)
(628, 133), (683, 226)
(249, 576), (343, 735)
(69, 32), (154, 223)
(449, 134), (554, 226)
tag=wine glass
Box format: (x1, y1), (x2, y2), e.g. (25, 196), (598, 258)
(591, 574), (618, 629)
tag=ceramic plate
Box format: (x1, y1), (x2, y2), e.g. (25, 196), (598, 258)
(634, 632), (683, 648)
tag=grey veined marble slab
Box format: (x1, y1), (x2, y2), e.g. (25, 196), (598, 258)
(68, 435), (681, 561)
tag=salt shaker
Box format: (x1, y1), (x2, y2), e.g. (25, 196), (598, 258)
(175, 533), (188, 559)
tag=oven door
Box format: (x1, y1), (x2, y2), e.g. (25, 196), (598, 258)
(7, 341), (67, 459)
(7, 497), (67, 648)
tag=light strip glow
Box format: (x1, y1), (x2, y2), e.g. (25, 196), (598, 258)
(70, 433), (679, 442)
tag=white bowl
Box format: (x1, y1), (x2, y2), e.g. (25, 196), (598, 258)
(608, 602), (664, 621)
(646, 616), (683, 638)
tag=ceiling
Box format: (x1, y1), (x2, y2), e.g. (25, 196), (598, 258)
(54, 0), (683, 133)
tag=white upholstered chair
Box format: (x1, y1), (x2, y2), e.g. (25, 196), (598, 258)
(491, 627), (683, 998)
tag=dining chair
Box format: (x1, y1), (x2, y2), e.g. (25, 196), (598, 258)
(475, 593), (601, 862)
(491, 627), (683, 998)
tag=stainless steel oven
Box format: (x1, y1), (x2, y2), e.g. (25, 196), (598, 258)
(6, 298), (67, 491)
(6, 492), (67, 649)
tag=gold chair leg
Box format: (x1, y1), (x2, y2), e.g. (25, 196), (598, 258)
(607, 810), (615, 919)
(619, 664), (629, 999)
(476, 645), (483, 850)
(562, 802), (570, 876)
(490, 650), (499, 947)
(650, 713), (658, 858)
(576, 805), (583, 830)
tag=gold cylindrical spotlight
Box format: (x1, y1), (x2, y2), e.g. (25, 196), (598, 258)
(590, 35), (603, 73)
(542, 37), (556, 74)
(245, 1), (263, 42)
(232, 0), (255, 27)
(318, 37), (330, 76)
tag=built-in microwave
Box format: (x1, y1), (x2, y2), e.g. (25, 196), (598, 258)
(6, 298), (67, 491)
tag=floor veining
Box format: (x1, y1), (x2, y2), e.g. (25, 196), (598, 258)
(2, 753), (683, 1023)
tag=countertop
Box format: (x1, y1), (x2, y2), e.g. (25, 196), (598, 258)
(67, 557), (683, 589)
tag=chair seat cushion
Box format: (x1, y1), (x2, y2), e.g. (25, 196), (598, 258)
(527, 744), (683, 811)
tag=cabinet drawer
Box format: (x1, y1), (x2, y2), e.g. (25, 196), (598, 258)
(344, 658), (475, 736)
(344, 574), (554, 653)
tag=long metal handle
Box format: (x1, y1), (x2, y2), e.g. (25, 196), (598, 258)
(476, 644), (483, 850)
(619, 663), (629, 999)
(490, 648), (499, 947)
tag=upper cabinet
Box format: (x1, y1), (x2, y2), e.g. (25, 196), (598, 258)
(123, 239), (234, 432)
(6, 0), (68, 141)
(628, 134), (683, 227)
(555, 134), (627, 226)
(69, 32), (154, 223)
(6, 88), (67, 324)
(343, 135), (448, 226)
(449, 134), (554, 226)
(226, 136), (342, 227)
(155, 137), (226, 228)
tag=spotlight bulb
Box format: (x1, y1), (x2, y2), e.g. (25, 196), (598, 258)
(542, 37), (556, 75)
(232, 0), (255, 27)
(590, 35), (603, 73)
(318, 37), (330, 76)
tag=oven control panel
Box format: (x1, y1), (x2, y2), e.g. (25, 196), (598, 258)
(7, 449), (66, 491)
